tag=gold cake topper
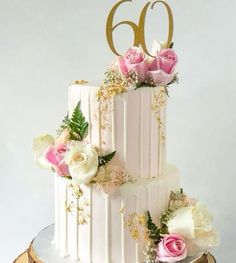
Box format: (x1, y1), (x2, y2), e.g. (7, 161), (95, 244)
(106, 0), (174, 57)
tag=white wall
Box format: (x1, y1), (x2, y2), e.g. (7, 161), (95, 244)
(0, 0), (235, 262)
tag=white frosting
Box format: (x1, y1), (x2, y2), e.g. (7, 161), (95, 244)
(53, 83), (181, 262)
(68, 83), (167, 180)
(54, 165), (180, 262)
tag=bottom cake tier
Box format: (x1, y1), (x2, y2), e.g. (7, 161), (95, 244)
(53, 165), (180, 263)
(28, 225), (216, 263)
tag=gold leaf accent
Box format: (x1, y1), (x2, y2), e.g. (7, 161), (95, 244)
(64, 184), (90, 225)
(65, 202), (72, 212)
(124, 212), (149, 242)
(71, 80), (88, 85)
(151, 87), (167, 144)
(97, 67), (128, 102)
(120, 207), (125, 214)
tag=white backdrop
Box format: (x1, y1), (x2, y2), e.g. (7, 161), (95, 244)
(0, 0), (235, 262)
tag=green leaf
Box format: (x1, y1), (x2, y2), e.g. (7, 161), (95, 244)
(57, 114), (70, 135)
(164, 86), (170, 97)
(98, 151), (116, 167)
(168, 73), (179, 86)
(169, 42), (174, 49)
(69, 101), (89, 141)
(160, 209), (173, 234)
(146, 211), (161, 244)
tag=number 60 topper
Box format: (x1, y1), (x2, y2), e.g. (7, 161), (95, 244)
(106, 0), (174, 57)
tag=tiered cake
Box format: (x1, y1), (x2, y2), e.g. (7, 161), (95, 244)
(32, 1), (218, 262)
(53, 84), (180, 262)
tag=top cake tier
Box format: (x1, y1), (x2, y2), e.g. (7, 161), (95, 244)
(69, 83), (167, 181)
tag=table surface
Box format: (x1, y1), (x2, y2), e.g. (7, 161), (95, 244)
(14, 251), (28, 263)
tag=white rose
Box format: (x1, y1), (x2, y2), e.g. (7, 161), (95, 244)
(167, 206), (195, 239)
(186, 230), (219, 256)
(65, 142), (98, 184)
(32, 134), (54, 169)
(167, 202), (219, 255)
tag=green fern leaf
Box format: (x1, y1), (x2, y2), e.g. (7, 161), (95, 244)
(69, 101), (89, 141)
(98, 151), (116, 167)
(57, 114), (70, 135)
(146, 211), (161, 244)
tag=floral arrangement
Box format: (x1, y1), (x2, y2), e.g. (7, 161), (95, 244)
(33, 101), (124, 194)
(125, 189), (219, 263)
(97, 42), (178, 101)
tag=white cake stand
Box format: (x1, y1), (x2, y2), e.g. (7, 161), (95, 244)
(28, 225), (215, 263)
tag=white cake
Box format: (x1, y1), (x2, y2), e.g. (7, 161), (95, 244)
(32, 2), (219, 261)
(68, 84), (167, 179)
(54, 166), (180, 262)
(53, 83), (179, 262)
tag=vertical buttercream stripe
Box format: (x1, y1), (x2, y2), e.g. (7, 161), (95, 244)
(157, 181), (161, 227)
(69, 86), (72, 117)
(59, 178), (62, 251)
(158, 88), (162, 176)
(158, 128), (162, 176)
(77, 193), (80, 260)
(139, 92), (143, 180)
(98, 101), (102, 149)
(72, 193), (79, 260)
(105, 195), (110, 263)
(163, 97), (167, 175)
(60, 179), (68, 257)
(121, 200), (126, 263)
(124, 96), (128, 168)
(135, 193), (140, 262)
(88, 89), (91, 143)
(88, 188), (92, 263)
(135, 243), (139, 263)
(112, 97), (116, 151)
(58, 178), (61, 251)
(158, 88), (167, 176)
(54, 175), (59, 249)
(149, 92), (153, 179)
(68, 190), (79, 260)
(68, 87), (71, 116)
(65, 180), (68, 257)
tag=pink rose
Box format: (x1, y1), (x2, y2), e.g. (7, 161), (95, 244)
(147, 48), (178, 86)
(156, 49), (178, 74)
(118, 47), (149, 83)
(157, 234), (187, 263)
(45, 144), (70, 177)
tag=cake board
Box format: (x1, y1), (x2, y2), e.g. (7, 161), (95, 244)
(13, 250), (28, 263)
